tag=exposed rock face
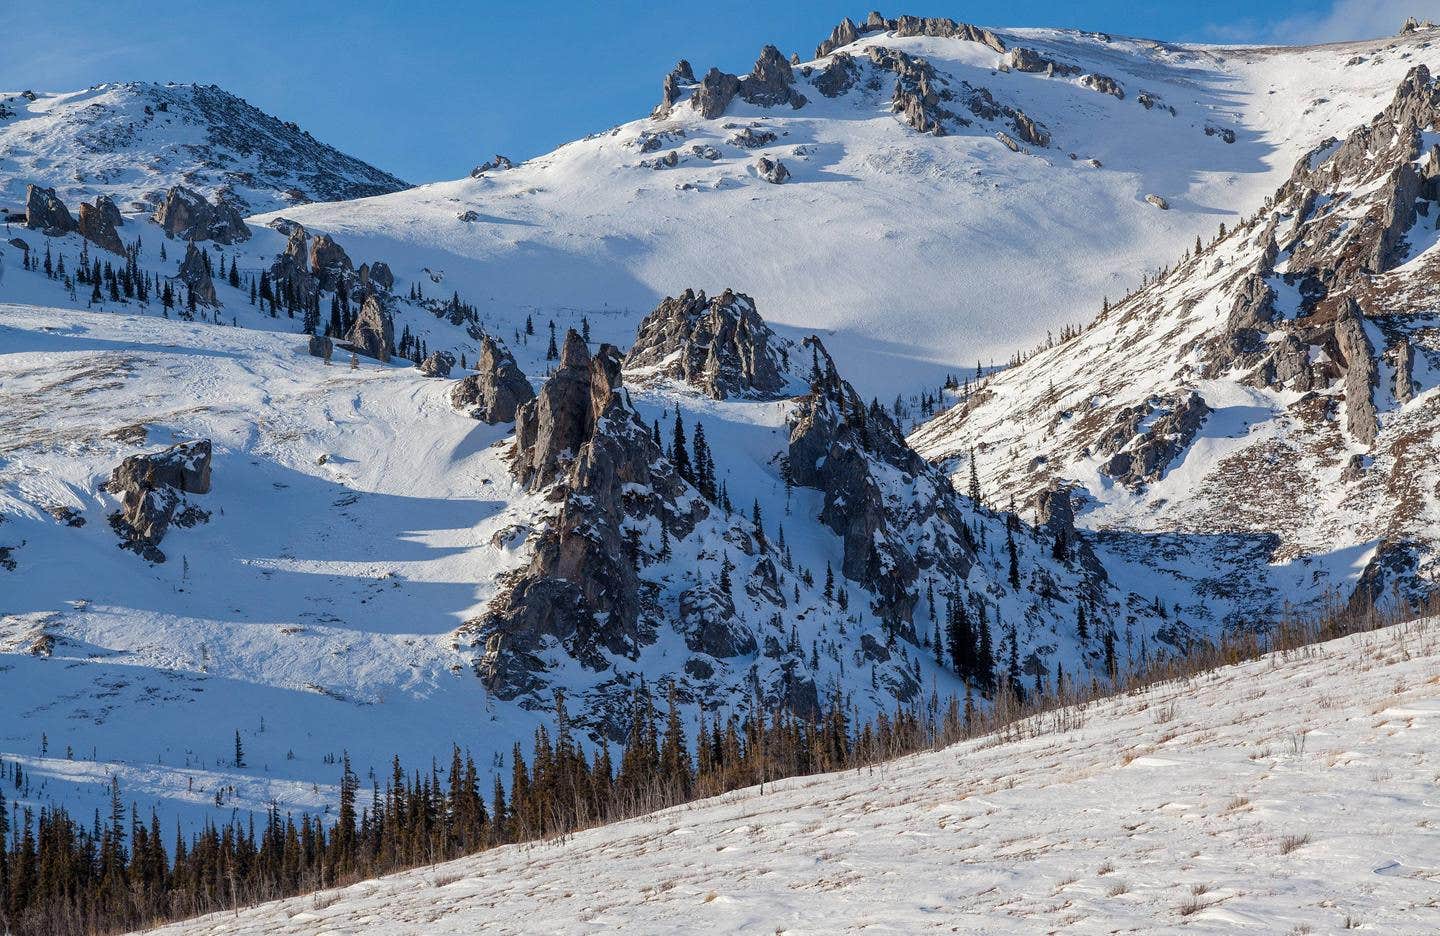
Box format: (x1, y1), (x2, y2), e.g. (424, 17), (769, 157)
(450, 335), (535, 424)
(153, 186), (250, 243)
(1225, 273), (1276, 333)
(1204, 124), (1237, 143)
(815, 52), (861, 97)
(477, 335), (705, 702)
(77, 197), (125, 255)
(107, 440), (212, 562)
(756, 156), (790, 183)
(738, 45), (807, 109)
(512, 331), (612, 490)
(419, 351), (455, 378)
(1080, 73), (1125, 99)
(692, 68), (741, 120)
(1334, 299), (1379, 446)
(177, 243), (218, 307)
(623, 289), (793, 399)
(308, 233), (353, 292)
(346, 295), (393, 362)
(1098, 392), (1210, 487)
(24, 185), (76, 235)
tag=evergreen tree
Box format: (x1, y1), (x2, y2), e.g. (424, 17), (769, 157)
(234, 731), (245, 768)
(670, 413), (693, 483)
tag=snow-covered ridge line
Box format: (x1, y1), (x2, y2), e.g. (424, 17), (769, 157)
(147, 616), (1440, 934)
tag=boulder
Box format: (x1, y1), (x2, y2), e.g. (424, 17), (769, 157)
(729, 127), (778, 149)
(153, 186), (250, 244)
(1146, 194), (1170, 210)
(107, 440), (212, 561)
(77, 197), (125, 255)
(307, 334), (334, 360)
(346, 295), (393, 362)
(451, 335), (536, 424)
(756, 156), (790, 183)
(24, 185), (76, 236)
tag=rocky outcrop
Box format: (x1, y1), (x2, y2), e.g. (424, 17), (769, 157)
(358, 260), (394, 293)
(512, 331), (613, 490)
(623, 289), (794, 399)
(738, 45), (807, 109)
(729, 127), (778, 149)
(346, 295), (393, 362)
(1225, 273), (1276, 333)
(177, 243), (218, 307)
(450, 335), (535, 424)
(77, 196), (125, 255)
(419, 351), (455, 378)
(106, 440), (212, 562)
(1334, 299), (1379, 446)
(1391, 338), (1415, 404)
(308, 233), (353, 292)
(756, 156), (790, 183)
(24, 185), (76, 236)
(469, 155), (514, 177)
(692, 68), (741, 120)
(476, 335), (705, 701)
(268, 224), (319, 309)
(1004, 47), (1081, 76)
(153, 186), (250, 243)
(1079, 73), (1125, 99)
(653, 61), (696, 119)
(788, 339), (974, 626)
(1098, 392), (1210, 487)
(814, 13), (1005, 58)
(815, 52), (861, 97)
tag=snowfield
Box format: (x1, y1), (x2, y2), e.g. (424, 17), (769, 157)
(149, 617), (1440, 935)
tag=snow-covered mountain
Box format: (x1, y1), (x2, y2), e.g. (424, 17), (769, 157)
(254, 13), (1440, 396)
(0, 82), (408, 214)
(147, 617), (1440, 935)
(911, 60), (1440, 622)
(4, 10), (1440, 921)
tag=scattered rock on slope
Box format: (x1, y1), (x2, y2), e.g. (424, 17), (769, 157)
(756, 156), (790, 183)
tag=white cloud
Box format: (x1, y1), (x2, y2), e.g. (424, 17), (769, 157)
(1273, 0), (1440, 44)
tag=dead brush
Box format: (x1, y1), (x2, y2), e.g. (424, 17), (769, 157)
(1278, 833), (1311, 855)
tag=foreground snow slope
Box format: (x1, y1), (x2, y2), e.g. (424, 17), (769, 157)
(266, 22), (1440, 396)
(152, 617), (1440, 935)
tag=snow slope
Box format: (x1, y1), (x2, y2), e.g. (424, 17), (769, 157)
(0, 82), (408, 213)
(257, 21), (1440, 397)
(149, 617), (1440, 935)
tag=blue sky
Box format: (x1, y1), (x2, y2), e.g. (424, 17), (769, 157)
(6, 0), (1436, 182)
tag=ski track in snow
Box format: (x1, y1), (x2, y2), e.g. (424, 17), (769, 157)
(152, 619), (1440, 935)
